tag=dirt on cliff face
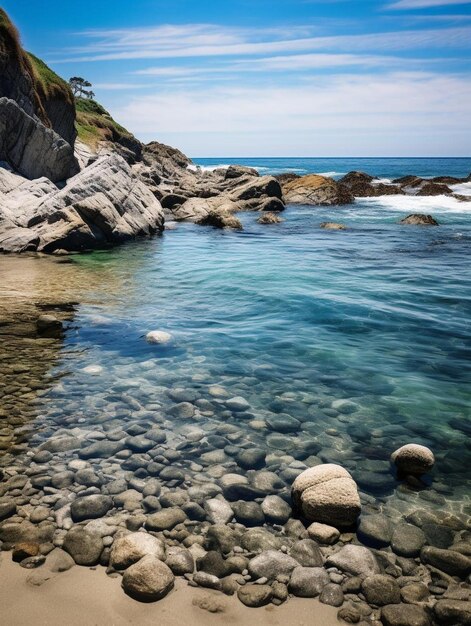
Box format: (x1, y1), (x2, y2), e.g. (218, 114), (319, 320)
(0, 9), (76, 146)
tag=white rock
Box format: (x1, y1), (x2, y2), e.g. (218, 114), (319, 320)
(146, 330), (173, 345)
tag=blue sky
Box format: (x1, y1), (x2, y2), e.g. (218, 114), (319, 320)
(4, 0), (471, 156)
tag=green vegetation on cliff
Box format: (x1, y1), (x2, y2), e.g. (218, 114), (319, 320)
(75, 97), (135, 149)
(27, 52), (74, 104)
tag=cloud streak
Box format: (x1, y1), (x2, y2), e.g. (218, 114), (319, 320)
(387, 0), (471, 9)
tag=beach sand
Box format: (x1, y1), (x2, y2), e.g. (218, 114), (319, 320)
(0, 557), (340, 626)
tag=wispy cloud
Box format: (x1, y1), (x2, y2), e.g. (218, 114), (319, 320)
(387, 0), (471, 9)
(52, 24), (471, 63)
(112, 71), (471, 156)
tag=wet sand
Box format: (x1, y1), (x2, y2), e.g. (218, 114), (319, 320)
(0, 557), (339, 626)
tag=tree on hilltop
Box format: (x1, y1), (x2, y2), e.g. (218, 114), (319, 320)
(69, 77), (92, 99)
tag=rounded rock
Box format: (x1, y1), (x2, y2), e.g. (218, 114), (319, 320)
(146, 331), (173, 345)
(391, 444), (435, 476)
(110, 532), (165, 570)
(292, 463), (361, 527)
(122, 555), (174, 601)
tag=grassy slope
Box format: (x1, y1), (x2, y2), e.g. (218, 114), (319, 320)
(75, 98), (135, 149)
(27, 52), (74, 104)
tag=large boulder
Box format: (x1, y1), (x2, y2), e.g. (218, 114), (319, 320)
(291, 464), (361, 527)
(282, 174), (353, 206)
(0, 97), (78, 182)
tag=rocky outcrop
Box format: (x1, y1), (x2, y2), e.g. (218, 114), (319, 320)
(282, 174), (353, 206)
(399, 214), (439, 226)
(340, 171), (403, 197)
(0, 154), (164, 252)
(0, 98), (78, 181)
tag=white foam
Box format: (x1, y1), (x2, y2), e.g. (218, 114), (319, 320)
(451, 182), (471, 197)
(317, 171), (346, 178)
(373, 178), (393, 184)
(361, 194), (471, 214)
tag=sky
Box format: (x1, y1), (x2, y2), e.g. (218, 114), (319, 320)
(3, 0), (471, 156)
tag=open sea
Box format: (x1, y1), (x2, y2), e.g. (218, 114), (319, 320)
(1, 157), (470, 529)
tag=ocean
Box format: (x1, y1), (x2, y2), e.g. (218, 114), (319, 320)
(1, 156), (470, 534)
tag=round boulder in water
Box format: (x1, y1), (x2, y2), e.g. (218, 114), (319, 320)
(391, 444), (435, 476)
(146, 330), (173, 345)
(291, 463), (361, 527)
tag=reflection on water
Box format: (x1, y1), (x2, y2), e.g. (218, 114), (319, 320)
(0, 198), (470, 524)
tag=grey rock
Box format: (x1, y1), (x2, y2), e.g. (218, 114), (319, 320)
(307, 522), (340, 545)
(193, 571), (222, 590)
(434, 599), (471, 625)
(145, 507), (187, 531)
(420, 546), (471, 577)
(261, 495), (291, 524)
(381, 604), (431, 626)
(289, 539), (323, 567)
(70, 495), (112, 523)
(0, 498), (16, 521)
(0, 98), (78, 182)
(326, 545), (380, 577)
(236, 448), (266, 470)
(237, 584), (273, 607)
(122, 555), (174, 601)
(319, 583), (344, 607)
(248, 550), (298, 581)
(62, 527), (103, 566)
(46, 548), (75, 573)
(358, 514), (392, 548)
(165, 546), (194, 575)
(289, 566), (330, 597)
(391, 523), (426, 558)
(362, 574), (401, 606)
(231, 501), (265, 526)
(110, 532), (165, 570)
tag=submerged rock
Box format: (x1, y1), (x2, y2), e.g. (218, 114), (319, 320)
(146, 330), (173, 345)
(110, 532), (165, 570)
(326, 545), (380, 577)
(320, 222), (347, 230)
(391, 444), (435, 475)
(257, 212), (284, 224)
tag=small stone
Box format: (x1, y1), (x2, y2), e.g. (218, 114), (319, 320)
(12, 542), (40, 562)
(236, 448), (266, 470)
(122, 555), (174, 601)
(204, 499), (234, 525)
(193, 571), (221, 590)
(261, 495), (292, 525)
(165, 546), (194, 575)
(401, 583), (430, 604)
(307, 522), (340, 545)
(320, 222), (347, 230)
(289, 539), (323, 567)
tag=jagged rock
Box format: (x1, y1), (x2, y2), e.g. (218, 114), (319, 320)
(340, 171), (402, 197)
(292, 464), (361, 527)
(399, 214), (439, 226)
(0, 98), (78, 182)
(416, 181), (452, 196)
(257, 212), (284, 224)
(198, 209), (243, 230)
(224, 165), (259, 179)
(0, 154), (165, 253)
(282, 174), (353, 206)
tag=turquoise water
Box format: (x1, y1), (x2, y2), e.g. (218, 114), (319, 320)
(2, 158), (471, 522)
(194, 156), (471, 179)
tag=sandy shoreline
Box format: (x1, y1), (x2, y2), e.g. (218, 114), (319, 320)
(0, 557), (339, 626)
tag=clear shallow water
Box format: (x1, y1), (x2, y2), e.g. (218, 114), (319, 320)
(1, 159), (471, 525)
